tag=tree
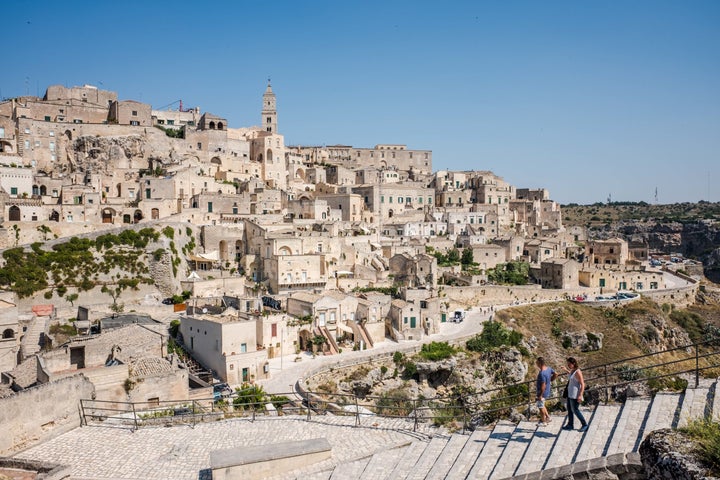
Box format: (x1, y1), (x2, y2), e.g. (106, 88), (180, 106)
(447, 248), (461, 263)
(461, 248), (474, 266)
(65, 293), (79, 307)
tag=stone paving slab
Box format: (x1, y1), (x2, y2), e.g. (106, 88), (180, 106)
(512, 415), (563, 476)
(329, 456), (371, 480)
(466, 420), (516, 479)
(386, 440), (429, 480)
(405, 435), (450, 480)
(678, 387), (710, 428)
(425, 433), (469, 480)
(575, 404), (621, 462)
(489, 421), (536, 479)
(16, 416), (433, 480)
(444, 428), (492, 480)
(360, 443), (411, 480)
(643, 392), (681, 433)
(606, 397), (651, 455)
(543, 406), (595, 469)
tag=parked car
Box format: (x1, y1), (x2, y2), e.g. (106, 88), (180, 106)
(213, 383), (232, 401)
(162, 298), (174, 305)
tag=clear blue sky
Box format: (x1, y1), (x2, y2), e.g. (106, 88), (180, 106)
(2, 0), (718, 204)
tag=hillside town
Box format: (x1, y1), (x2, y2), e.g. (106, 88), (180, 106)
(0, 83), (707, 480)
(0, 82), (694, 398)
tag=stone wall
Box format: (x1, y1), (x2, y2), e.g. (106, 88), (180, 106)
(0, 374), (94, 455)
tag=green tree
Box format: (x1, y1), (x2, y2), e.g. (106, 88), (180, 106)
(461, 248), (474, 266)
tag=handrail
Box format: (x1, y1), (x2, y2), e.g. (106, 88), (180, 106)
(79, 336), (720, 432)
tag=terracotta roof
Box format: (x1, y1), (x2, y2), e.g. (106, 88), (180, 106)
(32, 305), (54, 316)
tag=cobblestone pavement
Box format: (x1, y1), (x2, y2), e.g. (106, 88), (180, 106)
(16, 415), (443, 480)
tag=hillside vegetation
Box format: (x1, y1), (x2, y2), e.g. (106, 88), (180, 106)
(562, 201), (720, 227)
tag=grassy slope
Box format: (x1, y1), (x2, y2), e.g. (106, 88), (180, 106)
(495, 298), (720, 382)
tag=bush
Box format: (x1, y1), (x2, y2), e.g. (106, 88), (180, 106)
(402, 361), (418, 380)
(375, 388), (414, 416)
(393, 351), (404, 365)
(671, 310), (705, 343)
(466, 321), (523, 352)
(681, 419), (720, 470)
(419, 341), (457, 361)
(233, 383), (266, 411)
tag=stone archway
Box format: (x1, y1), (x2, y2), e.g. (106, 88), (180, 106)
(133, 210), (143, 223)
(8, 206), (20, 221)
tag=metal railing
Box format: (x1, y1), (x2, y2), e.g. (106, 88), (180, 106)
(79, 336), (720, 432)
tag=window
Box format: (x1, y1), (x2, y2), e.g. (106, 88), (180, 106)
(49, 142), (55, 152)
(406, 197), (411, 203)
(44, 116), (51, 122)
(271, 324), (277, 337)
(329, 312), (336, 322)
(380, 196), (384, 203)
(240, 343), (247, 353)
(599, 278), (606, 287)
(132, 110), (138, 116)
(207, 202), (213, 213)
(24, 128), (30, 134)
(0, 127), (4, 138)
(10, 187), (17, 195)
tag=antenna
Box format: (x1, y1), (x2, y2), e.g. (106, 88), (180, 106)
(654, 187), (658, 204)
(607, 193), (612, 204)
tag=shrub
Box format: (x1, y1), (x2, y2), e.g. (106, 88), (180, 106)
(402, 361), (417, 380)
(419, 341), (457, 361)
(681, 419), (720, 470)
(466, 321), (523, 352)
(233, 383), (266, 411)
(562, 336), (572, 349)
(671, 310), (705, 343)
(375, 388), (414, 416)
(393, 351), (404, 365)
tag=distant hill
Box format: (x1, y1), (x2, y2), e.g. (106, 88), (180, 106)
(562, 201), (720, 227)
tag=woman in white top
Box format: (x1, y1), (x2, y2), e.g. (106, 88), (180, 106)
(562, 357), (588, 432)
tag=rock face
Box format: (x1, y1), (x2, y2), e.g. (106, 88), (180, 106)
(641, 317), (692, 353)
(640, 429), (719, 480)
(564, 331), (604, 352)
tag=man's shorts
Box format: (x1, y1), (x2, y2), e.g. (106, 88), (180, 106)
(536, 400), (545, 409)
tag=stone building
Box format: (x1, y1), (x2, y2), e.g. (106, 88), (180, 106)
(540, 258), (579, 289)
(586, 238), (629, 266)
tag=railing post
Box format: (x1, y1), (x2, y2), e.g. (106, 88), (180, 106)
(696, 344), (700, 388)
(462, 403), (467, 435)
(413, 398), (418, 432)
(131, 402), (138, 431)
(80, 399), (86, 427)
(527, 382), (532, 419)
(192, 400), (197, 429)
(306, 392), (312, 422)
(604, 365), (609, 403)
(355, 394), (360, 427)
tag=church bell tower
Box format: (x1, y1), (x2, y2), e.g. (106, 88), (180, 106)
(262, 80), (277, 133)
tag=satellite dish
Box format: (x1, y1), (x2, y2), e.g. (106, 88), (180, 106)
(202, 308), (208, 314)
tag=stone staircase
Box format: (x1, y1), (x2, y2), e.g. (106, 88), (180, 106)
(21, 316), (47, 358)
(275, 382), (720, 480)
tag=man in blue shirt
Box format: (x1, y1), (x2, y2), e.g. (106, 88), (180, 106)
(535, 357), (557, 426)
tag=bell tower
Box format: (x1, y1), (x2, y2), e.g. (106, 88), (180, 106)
(261, 79), (277, 134)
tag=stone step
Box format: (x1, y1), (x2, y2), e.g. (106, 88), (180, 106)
(575, 404), (622, 462)
(606, 397), (652, 455)
(512, 415), (564, 476)
(361, 443), (412, 480)
(489, 421), (536, 480)
(643, 392), (682, 433)
(405, 435), (449, 480)
(387, 440), (429, 480)
(329, 456), (371, 480)
(424, 433), (469, 480)
(466, 420), (516, 479)
(711, 381), (720, 422)
(444, 428), (492, 480)
(543, 405), (596, 469)
(303, 470), (334, 480)
(678, 386), (711, 428)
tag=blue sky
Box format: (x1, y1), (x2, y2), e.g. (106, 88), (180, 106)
(2, 0), (719, 204)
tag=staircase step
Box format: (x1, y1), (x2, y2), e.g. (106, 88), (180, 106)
(543, 406), (595, 469)
(444, 428), (492, 480)
(405, 435), (449, 480)
(387, 440), (429, 480)
(711, 381), (720, 422)
(466, 420), (516, 479)
(513, 415), (564, 476)
(489, 421), (536, 480)
(644, 392), (682, 432)
(304, 470), (334, 480)
(424, 433), (468, 480)
(606, 397), (652, 455)
(361, 443), (411, 480)
(329, 456), (371, 480)
(575, 404), (622, 461)
(678, 386), (711, 428)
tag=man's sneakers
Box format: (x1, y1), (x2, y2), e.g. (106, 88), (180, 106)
(579, 425), (589, 432)
(562, 425), (573, 430)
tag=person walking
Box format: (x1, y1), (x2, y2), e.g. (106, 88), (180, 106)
(535, 357), (557, 426)
(562, 357), (588, 432)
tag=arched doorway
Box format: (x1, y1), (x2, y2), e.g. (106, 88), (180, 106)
(40, 185), (47, 196)
(102, 208), (116, 224)
(151, 208), (160, 220)
(298, 328), (313, 352)
(133, 210), (143, 223)
(209, 121), (216, 130)
(0, 140), (13, 154)
(266, 148), (273, 163)
(235, 240), (242, 261)
(2, 328), (14, 339)
(116, 183), (122, 197)
(217, 122), (223, 130)
(50, 210), (59, 222)
(388, 209), (394, 218)
(8, 206), (20, 221)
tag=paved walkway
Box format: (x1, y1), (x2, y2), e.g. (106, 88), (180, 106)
(17, 415), (441, 480)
